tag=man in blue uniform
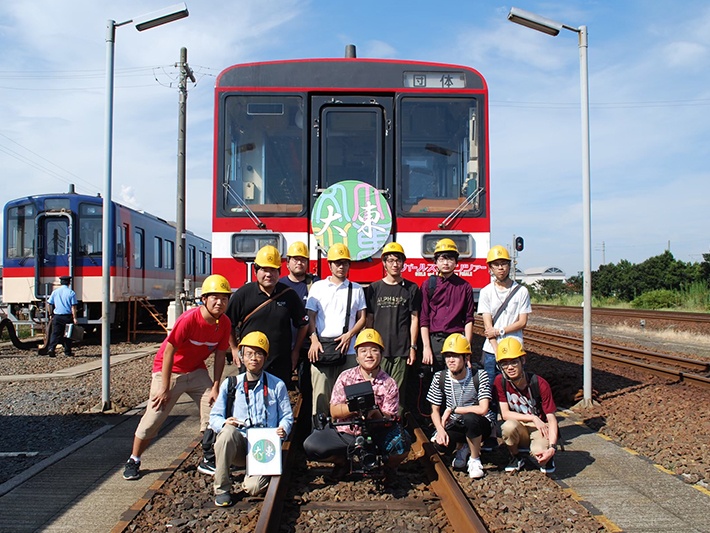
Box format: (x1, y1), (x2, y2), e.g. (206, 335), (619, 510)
(46, 275), (78, 357)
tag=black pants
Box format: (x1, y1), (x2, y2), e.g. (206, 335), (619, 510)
(48, 314), (73, 356)
(433, 413), (492, 455)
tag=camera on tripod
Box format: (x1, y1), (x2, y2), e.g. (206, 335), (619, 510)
(342, 381), (386, 476)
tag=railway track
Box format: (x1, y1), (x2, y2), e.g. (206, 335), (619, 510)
(120, 398), (488, 532)
(533, 304), (710, 325)
(519, 326), (710, 389)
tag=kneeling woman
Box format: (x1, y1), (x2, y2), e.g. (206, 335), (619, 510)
(303, 328), (410, 480)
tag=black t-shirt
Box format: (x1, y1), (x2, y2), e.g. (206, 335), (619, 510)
(226, 281), (308, 375)
(366, 279), (422, 358)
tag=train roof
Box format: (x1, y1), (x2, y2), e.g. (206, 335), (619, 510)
(216, 57), (487, 91)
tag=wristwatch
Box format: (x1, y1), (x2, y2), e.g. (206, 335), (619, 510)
(410, 345), (417, 350)
(549, 443), (558, 451)
(499, 327), (506, 337)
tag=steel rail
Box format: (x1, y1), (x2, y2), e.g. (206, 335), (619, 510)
(524, 329), (710, 374)
(532, 305), (710, 324)
(522, 329), (710, 389)
(407, 413), (489, 533)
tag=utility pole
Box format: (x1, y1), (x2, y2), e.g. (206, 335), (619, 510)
(175, 47), (195, 318)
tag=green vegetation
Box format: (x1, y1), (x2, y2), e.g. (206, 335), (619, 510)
(528, 251), (710, 312)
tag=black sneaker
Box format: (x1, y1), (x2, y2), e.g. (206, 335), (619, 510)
(197, 459), (216, 475)
(481, 437), (498, 452)
(540, 456), (555, 474)
(504, 454), (526, 473)
(214, 493), (233, 507)
(123, 458), (141, 480)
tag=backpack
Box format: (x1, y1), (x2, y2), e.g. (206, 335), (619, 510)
(427, 275), (438, 300)
(201, 375), (238, 462)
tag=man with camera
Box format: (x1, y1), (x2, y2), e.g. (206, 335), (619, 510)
(208, 331), (293, 507)
(303, 328), (410, 482)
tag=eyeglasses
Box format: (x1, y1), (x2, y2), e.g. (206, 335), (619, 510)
(289, 256), (308, 263)
(242, 350), (265, 360)
(500, 358), (522, 367)
(385, 258), (403, 265)
(331, 260), (350, 267)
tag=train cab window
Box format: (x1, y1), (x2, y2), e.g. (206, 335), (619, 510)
(399, 97), (484, 216)
(6, 204), (35, 259)
(45, 219), (68, 257)
(221, 95), (305, 215)
(321, 107), (382, 189)
(79, 203), (102, 256)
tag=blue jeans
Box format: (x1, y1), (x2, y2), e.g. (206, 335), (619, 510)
(481, 350), (498, 386)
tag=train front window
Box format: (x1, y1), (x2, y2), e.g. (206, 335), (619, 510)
(321, 107), (382, 188)
(78, 203), (102, 256)
(399, 97), (484, 216)
(221, 95), (305, 215)
(6, 205), (35, 259)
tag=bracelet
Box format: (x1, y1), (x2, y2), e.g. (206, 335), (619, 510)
(410, 345), (417, 350)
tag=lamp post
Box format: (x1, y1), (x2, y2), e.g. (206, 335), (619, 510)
(508, 7), (594, 406)
(101, 3), (189, 412)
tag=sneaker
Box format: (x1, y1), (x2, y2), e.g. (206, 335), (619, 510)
(197, 459), (216, 475)
(123, 458), (141, 480)
(505, 454), (526, 473)
(451, 446), (470, 470)
(214, 493), (234, 507)
(468, 458), (484, 479)
(539, 456), (556, 474)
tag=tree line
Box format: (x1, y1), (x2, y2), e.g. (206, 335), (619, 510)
(525, 251), (710, 310)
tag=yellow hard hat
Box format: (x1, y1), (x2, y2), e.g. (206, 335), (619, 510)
(434, 238), (458, 255)
(495, 337), (526, 362)
(441, 333), (471, 355)
(287, 241), (309, 258)
(254, 245), (282, 269)
(327, 243), (351, 262)
(382, 242), (406, 259)
(201, 274), (231, 295)
(487, 245), (511, 263)
(238, 331), (270, 355)
(354, 328), (385, 351)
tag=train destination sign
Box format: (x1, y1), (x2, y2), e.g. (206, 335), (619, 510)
(403, 71), (466, 88)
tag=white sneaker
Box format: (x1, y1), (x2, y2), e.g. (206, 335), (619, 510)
(452, 446), (470, 470)
(468, 458), (484, 479)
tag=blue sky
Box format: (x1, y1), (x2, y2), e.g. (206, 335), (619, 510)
(1, 0), (708, 277)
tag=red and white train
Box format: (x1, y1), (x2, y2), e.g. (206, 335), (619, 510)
(211, 50), (491, 295)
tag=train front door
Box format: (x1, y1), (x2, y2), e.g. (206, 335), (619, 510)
(309, 96), (394, 278)
(36, 213), (73, 298)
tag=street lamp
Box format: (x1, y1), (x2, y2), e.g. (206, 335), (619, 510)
(101, 3), (189, 412)
(508, 7), (594, 406)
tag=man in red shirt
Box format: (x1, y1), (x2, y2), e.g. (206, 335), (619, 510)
(123, 275), (232, 481)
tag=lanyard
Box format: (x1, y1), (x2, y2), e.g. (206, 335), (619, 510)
(448, 368), (472, 409)
(243, 374), (268, 427)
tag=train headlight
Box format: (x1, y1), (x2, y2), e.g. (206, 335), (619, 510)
(421, 233), (473, 259)
(230, 231), (285, 261)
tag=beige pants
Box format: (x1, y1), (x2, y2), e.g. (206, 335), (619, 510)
(501, 419), (550, 456)
(213, 424), (269, 496)
(134, 368), (213, 440)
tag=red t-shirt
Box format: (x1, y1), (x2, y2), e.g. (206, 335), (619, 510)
(494, 373), (556, 418)
(152, 306), (231, 374)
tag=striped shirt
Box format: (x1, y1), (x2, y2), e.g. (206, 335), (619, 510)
(426, 368), (496, 426)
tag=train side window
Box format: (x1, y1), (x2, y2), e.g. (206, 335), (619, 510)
(134, 229), (144, 269)
(79, 203), (102, 256)
(116, 225), (125, 257)
(154, 237), (163, 268)
(165, 240), (175, 270)
(186, 245), (195, 276)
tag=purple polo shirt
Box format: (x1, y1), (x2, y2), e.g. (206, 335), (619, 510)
(419, 273), (475, 333)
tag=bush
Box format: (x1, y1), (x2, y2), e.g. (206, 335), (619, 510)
(631, 289), (679, 310)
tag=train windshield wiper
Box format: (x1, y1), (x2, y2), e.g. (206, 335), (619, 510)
(437, 187), (484, 230)
(222, 183), (266, 229)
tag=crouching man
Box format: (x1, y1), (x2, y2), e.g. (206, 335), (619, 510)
(494, 337), (558, 474)
(209, 331), (293, 507)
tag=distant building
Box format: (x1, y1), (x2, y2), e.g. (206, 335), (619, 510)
(519, 266), (566, 286)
